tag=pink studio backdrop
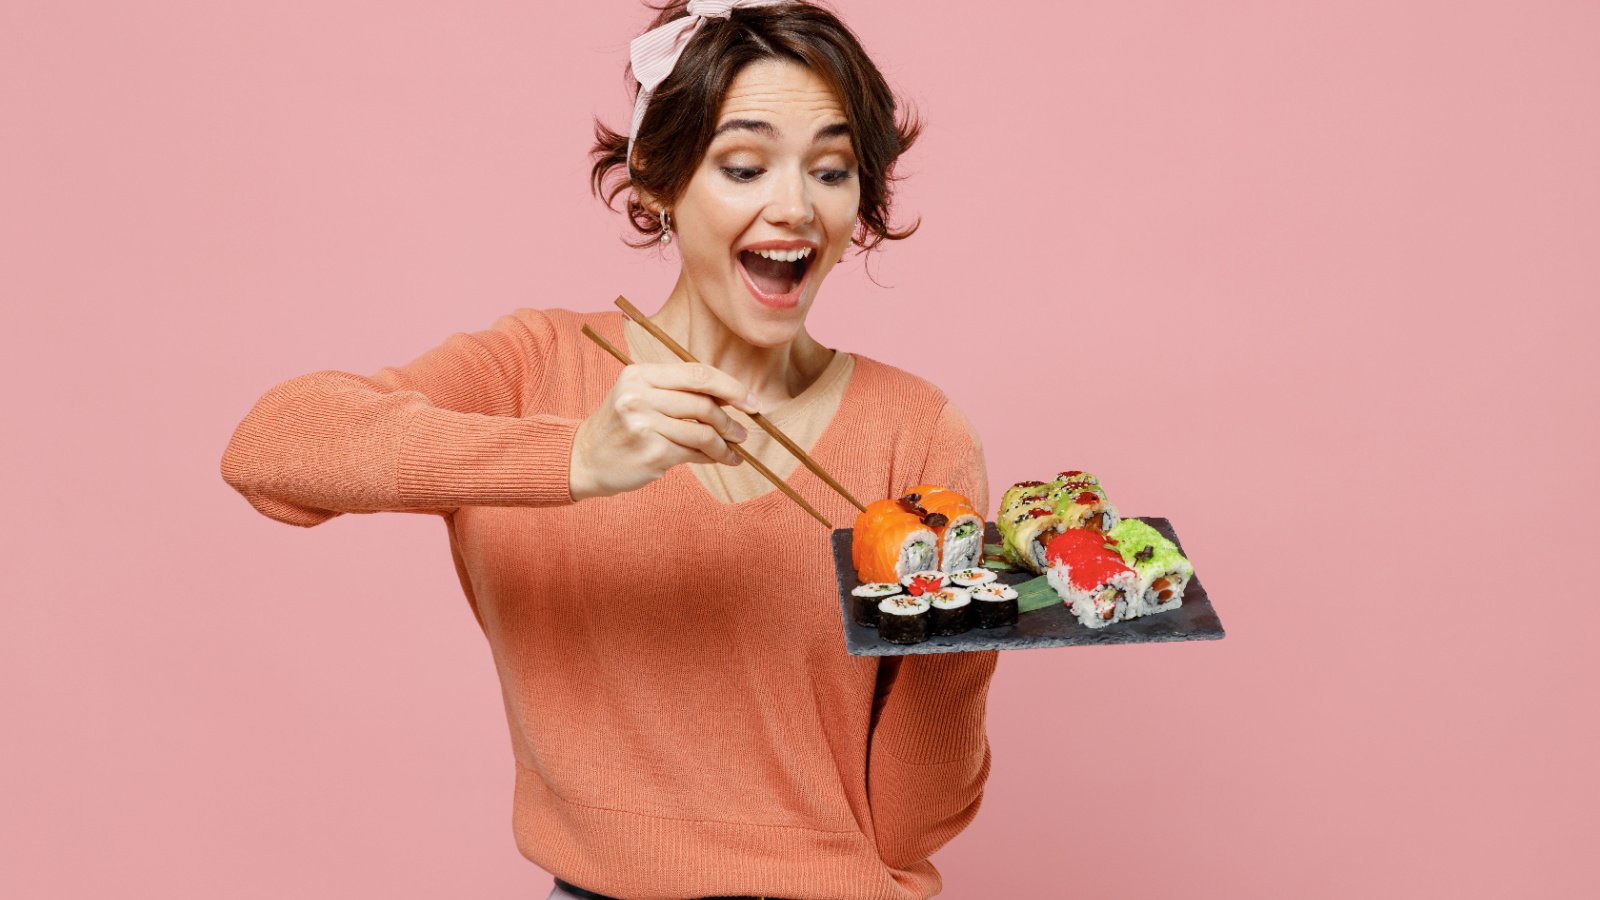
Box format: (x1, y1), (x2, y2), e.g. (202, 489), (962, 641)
(3, 1), (1595, 898)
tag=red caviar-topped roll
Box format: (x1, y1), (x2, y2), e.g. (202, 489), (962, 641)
(1043, 528), (1139, 629)
(1044, 530), (1133, 591)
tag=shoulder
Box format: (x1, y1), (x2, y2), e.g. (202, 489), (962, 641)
(843, 351), (979, 442)
(526, 306), (620, 330)
(483, 307), (628, 365)
(839, 350), (986, 497)
(841, 351), (952, 418)
(496, 306), (619, 342)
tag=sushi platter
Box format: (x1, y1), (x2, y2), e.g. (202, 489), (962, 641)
(832, 471), (1225, 656)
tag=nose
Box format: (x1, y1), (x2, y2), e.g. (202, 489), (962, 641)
(762, 163), (814, 229)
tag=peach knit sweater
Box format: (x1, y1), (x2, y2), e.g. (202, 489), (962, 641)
(220, 308), (999, 900)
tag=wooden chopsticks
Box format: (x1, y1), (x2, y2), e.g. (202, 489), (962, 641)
(579, 322), (835, 529)
(611, 295), (866, 514)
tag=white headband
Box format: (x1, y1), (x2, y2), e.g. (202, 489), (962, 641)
(627, 0), (786, 174)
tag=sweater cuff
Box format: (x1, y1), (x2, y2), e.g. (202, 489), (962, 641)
(398, 406), (580, 508)
(873, 650), (998, 765)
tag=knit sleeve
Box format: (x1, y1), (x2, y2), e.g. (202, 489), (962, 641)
(219, 308), (581, 527)
(867, 398), (1000, 869)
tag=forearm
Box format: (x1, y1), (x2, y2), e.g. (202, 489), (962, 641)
(220, 370), (579, 526)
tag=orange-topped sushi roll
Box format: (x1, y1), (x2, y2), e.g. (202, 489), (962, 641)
(851, 498), (910, 575)
(902, 484), (985, 573)
(852, 493), (944, 585)
(851, 486), (986, 584)
(851, 501), (936, 585)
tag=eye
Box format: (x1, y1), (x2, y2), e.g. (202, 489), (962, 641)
(817, 168), (853, 186)
(721, 166), (762, 182)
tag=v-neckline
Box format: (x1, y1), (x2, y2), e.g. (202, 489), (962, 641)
(603, 310), (858, 514)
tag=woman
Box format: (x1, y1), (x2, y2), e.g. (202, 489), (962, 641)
(221, 3), (998, 898)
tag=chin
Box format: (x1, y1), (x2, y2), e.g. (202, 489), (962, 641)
(734, 314), (805, 349)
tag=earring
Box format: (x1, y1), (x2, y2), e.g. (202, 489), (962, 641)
(659, 209), (672, 245)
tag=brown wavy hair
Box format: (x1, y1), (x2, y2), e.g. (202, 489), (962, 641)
(589, 0), (922, 260)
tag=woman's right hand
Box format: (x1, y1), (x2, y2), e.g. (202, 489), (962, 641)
(568, 362), (761, 501)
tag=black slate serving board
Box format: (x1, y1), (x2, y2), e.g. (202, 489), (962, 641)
(832, 517), (1225, 656)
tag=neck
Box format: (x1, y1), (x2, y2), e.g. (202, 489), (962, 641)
(646, 273), (835, 408)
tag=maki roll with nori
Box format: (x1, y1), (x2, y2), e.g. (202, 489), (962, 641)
(1107, 518), (1193, 618)
(927, 587), (973, 636)
(970, 582), (1019, 628)
(850, 582), (902, 627)
(877, 594), (932, 644)
(900, 569), (948, 591)
(948, 567), (997, 588)
(1044, 529), (1138, 629)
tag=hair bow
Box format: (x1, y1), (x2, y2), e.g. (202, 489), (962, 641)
(627, 0), (786, 174)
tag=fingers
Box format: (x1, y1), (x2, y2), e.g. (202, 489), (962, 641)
(651, 412), (745, 467)
(593, 363), (758, 488)
(644, 387), (748, 445)
(631, 362), (760, 415)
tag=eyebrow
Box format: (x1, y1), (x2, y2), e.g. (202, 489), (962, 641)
(712, 119), (852, 143)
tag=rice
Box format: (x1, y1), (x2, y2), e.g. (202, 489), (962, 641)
(940, 514), (985, 572)
(1046, 561), (1137, 629)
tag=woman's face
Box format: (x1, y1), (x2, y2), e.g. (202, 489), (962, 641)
(667, 59), (860, 348)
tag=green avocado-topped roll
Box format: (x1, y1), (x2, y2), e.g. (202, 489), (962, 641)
(1051, 473), (1120, 533)
(1050, 470), (1100, 487)
(1107, 518), (1193, 618)
(997, 480), (1058, 572)
(997, 472), (1125, 574)
(996, 482), (1043, 547)
(997, 481), (1050, 532)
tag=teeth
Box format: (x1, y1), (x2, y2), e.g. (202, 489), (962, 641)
(748, 247), (812, 262)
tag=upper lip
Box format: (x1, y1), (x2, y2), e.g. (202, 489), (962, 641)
(738, 239), (819, 254)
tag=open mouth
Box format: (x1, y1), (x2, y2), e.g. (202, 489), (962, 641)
(737, 249), (813, 306)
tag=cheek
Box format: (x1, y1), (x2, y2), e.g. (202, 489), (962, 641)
(823, 185), (861, 226)
(685, 195), (757, 253)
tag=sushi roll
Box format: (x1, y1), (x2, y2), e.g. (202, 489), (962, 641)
(948, 567), (997, 588)
(1043, 529), (1138, 629)
(877, 594), (932, 644)
(1005, 505), (1064, 574)
(970, 582), (1019, 628)
(927, 587), (973, 636)
(1107, 518), (1193, 618)
(997, 471), (1121, 572)
(997, 479), (1050, 514)
(900, 569), (948, 592)
(1049, 475), (1120, 534)
(1049, 470), (1099, 489)
(996, 480), (1047, 528)
(1034, 471), (1099, 509)
(851, 498), (908, 573)
(851, 498), (938, 586)
(998, 479), (1070, 573)
(903, 484), (985, 573)
(850, 582), (902, 628)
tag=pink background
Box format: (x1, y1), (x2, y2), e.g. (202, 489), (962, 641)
(3, 1), (1596, 897)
